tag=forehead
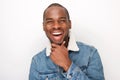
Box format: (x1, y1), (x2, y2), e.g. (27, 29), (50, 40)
(44, 6), (67, 19)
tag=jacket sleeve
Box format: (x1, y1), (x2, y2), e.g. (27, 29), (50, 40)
(66, 49), (105, 80)
(29, 57), (40, 80)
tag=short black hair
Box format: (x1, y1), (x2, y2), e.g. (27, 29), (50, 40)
(43, 3), (70, 21)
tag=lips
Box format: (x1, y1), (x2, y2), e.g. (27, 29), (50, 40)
(51, 31), (63, 43)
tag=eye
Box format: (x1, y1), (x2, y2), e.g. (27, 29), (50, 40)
(46, 20), (54, 24)
(59, 19), (66, 23)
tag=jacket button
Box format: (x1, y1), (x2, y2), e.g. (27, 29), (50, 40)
(45, 76), (48, 80)
(68, 75), (72, 79)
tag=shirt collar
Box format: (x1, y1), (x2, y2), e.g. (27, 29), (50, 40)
(46, 32), (79, 56)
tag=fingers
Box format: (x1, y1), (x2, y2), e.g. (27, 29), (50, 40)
(61, 41), (66, 47)
(51, 43), (58, 48)
(51, 41), (65, 48)
(51, 41), (66, 51)
(51, 47), (55, 52)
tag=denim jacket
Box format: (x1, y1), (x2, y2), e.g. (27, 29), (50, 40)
(29, 42), (105, 80)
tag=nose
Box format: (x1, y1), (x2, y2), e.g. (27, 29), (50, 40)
(53, 21), (60, 29)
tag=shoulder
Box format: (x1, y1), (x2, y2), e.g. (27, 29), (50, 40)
(76, 41), (96, 49)
(76, 41), (98, 56)
(32, 48), (46, 62)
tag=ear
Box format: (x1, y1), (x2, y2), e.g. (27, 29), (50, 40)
(43, 22), (45, 31)
(69, 20), (71, 29)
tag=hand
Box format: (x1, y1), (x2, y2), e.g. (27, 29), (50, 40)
(50, 41), (71, 71)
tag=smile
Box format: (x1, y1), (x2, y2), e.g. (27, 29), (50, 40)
(51, 31), (64, 43)
(52, 32), (62, 36)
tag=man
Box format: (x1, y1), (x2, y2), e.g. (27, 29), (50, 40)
(29, 3), (105, 80)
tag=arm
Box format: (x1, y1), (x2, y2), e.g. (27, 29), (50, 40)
(29, 57), (39, 80)
(50, 42), (105, 80)
(67, 50), (105, 80)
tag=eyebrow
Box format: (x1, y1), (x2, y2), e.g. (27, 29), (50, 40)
(44, 17), (67, 21)
(59, 17), (67, 19)
(45, 18), (53, 21)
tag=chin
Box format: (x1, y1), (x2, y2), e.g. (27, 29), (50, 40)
(54, 42), (62, 45)
(52, 41), (63, 45)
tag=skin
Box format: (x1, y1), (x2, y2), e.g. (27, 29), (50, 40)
(43, 6), (72, 71)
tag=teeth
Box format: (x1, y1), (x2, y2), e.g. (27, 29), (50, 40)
(52, 32), (61, 35)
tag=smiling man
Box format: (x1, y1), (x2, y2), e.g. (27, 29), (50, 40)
(29, 3), (105, 80)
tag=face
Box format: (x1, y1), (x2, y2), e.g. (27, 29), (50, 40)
(43, 6), (71, 45)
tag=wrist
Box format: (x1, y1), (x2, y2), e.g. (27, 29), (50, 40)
(63, 60), (72, 71)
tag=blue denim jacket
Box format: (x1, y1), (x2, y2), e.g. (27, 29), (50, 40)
(29, 42), (105, 80)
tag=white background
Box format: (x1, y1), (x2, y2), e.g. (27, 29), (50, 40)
(0, 0), (120, 80)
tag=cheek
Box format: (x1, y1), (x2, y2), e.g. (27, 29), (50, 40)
(44, 28), (52, 37)
(64, 27), (70, 32)
(43, 23), (51, 31)
(44, 26), (50, 32)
